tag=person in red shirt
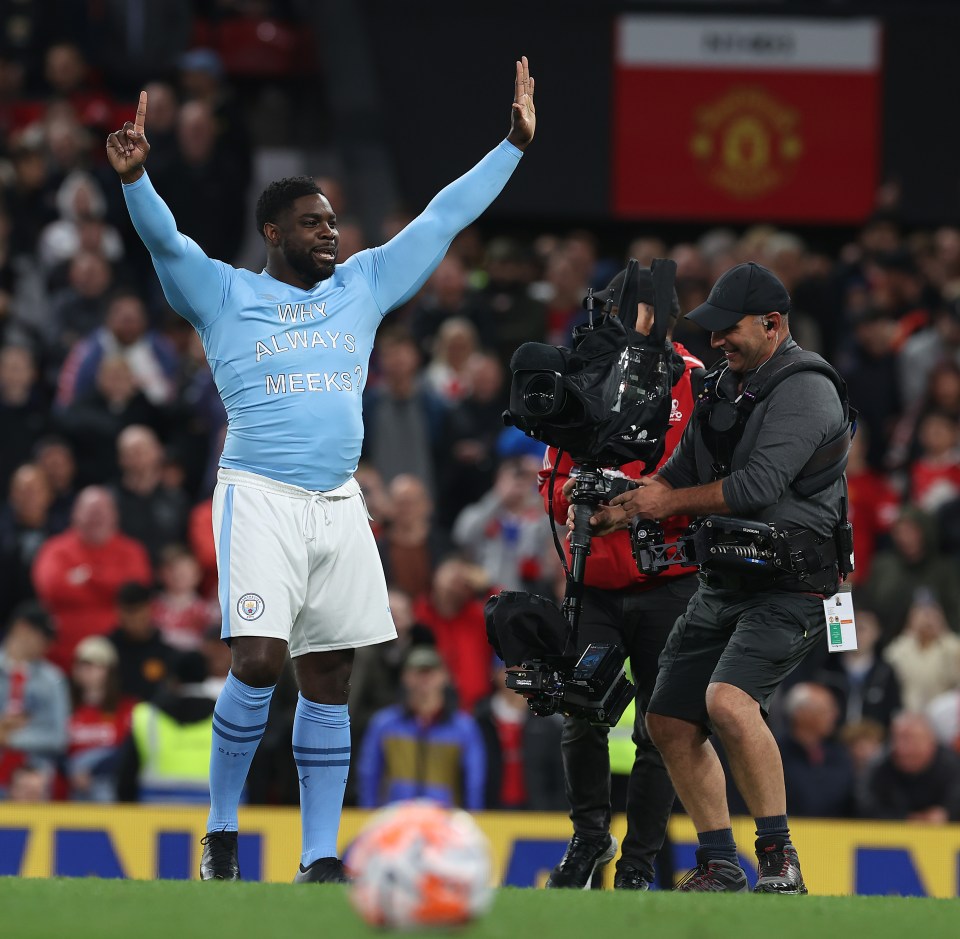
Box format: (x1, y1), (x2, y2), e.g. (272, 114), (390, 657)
(413, 559), (493, 713)
(31, 486), (152, 671)
(66, 634), (136, 802)
(537, 266), (702, 891)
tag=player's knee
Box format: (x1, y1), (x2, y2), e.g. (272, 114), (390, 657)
(230, 640), (286, 688)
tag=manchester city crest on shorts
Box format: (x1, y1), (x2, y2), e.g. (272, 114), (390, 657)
(237, 593), (265, 620)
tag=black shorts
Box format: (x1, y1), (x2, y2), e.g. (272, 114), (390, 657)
(647, 584), (826, 726)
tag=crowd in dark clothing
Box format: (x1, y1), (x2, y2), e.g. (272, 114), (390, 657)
(3, 29), (960, 823)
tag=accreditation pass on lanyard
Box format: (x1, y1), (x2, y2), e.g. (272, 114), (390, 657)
(823, 581), (857, 652)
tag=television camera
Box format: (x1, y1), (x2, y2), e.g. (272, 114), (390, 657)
(485, 259), (684, 726)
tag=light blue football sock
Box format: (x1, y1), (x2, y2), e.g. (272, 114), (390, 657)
(293, 694), (351, 867)
(207, 671), (274, 832)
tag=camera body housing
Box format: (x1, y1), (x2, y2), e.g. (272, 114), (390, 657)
(504, 642), (634, 725)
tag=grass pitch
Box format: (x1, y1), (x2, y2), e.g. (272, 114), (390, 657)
(2, 878), (957, 939)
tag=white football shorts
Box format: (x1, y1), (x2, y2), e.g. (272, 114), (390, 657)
(212, 468), (397, 656)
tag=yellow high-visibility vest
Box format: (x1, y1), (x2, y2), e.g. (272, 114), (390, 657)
(131, 701), (212, 803)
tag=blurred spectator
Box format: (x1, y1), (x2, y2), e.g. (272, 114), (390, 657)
(423, 317), (478, 403)
(6, 761), (54, 802)
(91, 4), (192, 94)
(39, 42), (114, 129)
(110, 425), (189, 564)
(452, 454), (551, 592)
(839, 719), (887, 783)
(187, 498), (217, 600)
(0, 602), (69, 795)
(199, 625), (232, 699)
(437, 351), (508, 525)
(0, 344), (49, 496)
(844, 426), (899, 585)
(864, 249), (933, 339)
(909, 410), (960, 512)
(925, 687), (960, 752)
(150, 99), (247, 263)
(2, 131), (57, 257)
(474, 656), (565, 810)
(817, 606), (902, 729)
(363, 328), (444, 492)
(176, 48), (251, 190)
(883, 598), (960, 712)
(865, 507), (960, 642)
(778, 682), (855, 818)
(356, 645), (485, 809)
(413, 559), (492, 712)
(471, 237), (546, 369)
(33, 436), (77, 532)
(858, 712), (960, 822)
(151, 545), (218, 652)
(107, 582), (177, 702)
(32, 486), (152, 670)
(408, 256), (485, 356)
(58, 356), (164, 486)
(38, 171), (124, 274)
(65, 635), (135, 802)
(47, 250), (115, 359)
(898, 302), (960, 410)
(0, 464), (57, 624)
(349, 588), (434, 746)
(58, 291), (178, 408)
(838, 309), (902, 468)
(541, 248), (588, 347)
(355, 461), (389, 540)
(378, 474), (450, 599)
(116, 650), (215, 803)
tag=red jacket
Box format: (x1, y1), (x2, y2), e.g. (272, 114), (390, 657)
(413, 595), (492, 712)
(538, 342), (703, 591)
(32, 531), (152, 670)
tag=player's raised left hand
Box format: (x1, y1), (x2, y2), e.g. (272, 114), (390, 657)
(507, 56), (536, 151)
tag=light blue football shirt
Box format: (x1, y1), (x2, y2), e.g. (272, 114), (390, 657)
(123, 140), (522, 490)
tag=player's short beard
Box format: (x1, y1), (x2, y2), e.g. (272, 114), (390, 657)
(284, 242), (336, 285)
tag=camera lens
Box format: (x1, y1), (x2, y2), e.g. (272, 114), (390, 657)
(522, 373), (558, 416)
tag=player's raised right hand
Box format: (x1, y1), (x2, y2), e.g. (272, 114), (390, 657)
(106, 90), (150, 183)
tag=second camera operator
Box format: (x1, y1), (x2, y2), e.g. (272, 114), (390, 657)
(593, 262), (853, 895)
(539, 267), (704, 890)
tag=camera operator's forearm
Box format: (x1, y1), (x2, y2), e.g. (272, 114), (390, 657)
(660, 480), (729, 518)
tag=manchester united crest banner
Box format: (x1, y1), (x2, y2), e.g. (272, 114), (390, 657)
(613, 16), (882, 223)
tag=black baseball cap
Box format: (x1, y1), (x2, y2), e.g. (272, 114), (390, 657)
(586, 266), (681, 317)
(687, 262), (791, 331)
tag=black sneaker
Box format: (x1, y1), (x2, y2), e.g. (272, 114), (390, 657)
(754, 837), (807, 895)
(613, 866), (650, 890)
(294, 857), (349, 884)
(676, 849), (748, 892)
(545, 834), (618, 890)
(200, 831), (240, 881)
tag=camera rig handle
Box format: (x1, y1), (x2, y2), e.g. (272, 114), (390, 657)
(561, 466), (638, 636)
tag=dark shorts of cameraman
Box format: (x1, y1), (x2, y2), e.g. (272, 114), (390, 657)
(647, 580), (827, 727)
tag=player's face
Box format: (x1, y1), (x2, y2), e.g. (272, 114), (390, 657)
(279, 194), (340, 285)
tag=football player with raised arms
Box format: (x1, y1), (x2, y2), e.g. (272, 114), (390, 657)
(106, 58), (536, 883)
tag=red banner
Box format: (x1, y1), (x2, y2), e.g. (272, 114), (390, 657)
(613, 16), (882, 223)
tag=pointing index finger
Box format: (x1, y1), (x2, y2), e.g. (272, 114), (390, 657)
(134, 90), (147, 135)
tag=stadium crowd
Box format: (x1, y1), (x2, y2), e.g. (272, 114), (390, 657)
(3, 20), (960, 825)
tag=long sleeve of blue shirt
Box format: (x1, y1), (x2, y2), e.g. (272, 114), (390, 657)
(122, 139), (522, 326)
(120, 139), (523, 490)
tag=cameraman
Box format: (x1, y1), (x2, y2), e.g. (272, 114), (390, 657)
(539, 266), (703, 890)
(594, 262), (849, 894)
